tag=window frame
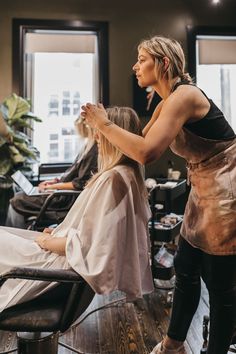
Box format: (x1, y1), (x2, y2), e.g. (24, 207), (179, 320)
(12, 18), (109, 174)
(187, 25), (236, 79)
(12, 18), (109, 104)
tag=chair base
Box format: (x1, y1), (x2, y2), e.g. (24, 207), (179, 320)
(58, 341), (84, 353)
(17, 332), (59, 354)
(0, 333), (83, 354)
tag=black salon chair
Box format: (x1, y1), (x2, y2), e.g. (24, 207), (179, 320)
(27, 190), (81, 231)
(0, 267), (95, 354)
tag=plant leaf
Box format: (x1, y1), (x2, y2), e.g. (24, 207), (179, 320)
(0, 157), (12, 175)
(22, 113), (42, 122)
(2, 93), (18, 119)
(0, 93), (41, 178)
(8, 117), (33, 130)
(0, 104), (9, 120)
(0, 136), (8, 148)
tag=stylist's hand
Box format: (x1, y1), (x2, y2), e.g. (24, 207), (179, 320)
(81, 103), (109, 129)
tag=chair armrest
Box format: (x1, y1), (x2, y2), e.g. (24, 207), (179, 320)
(40, 190), (81, 212)
(0, 267), (83, 286)
(52, 190), (81, 195)
(31, 190), (82, 229)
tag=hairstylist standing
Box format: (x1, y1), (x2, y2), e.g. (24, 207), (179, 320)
(82, 36), (236, 354)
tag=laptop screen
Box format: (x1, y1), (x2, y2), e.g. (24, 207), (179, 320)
(11, 170), (33, 195)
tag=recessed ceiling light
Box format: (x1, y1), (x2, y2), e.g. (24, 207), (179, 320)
(212, 0), (220, 4)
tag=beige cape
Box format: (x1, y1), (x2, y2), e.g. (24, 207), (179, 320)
(0, 164), (153, 311)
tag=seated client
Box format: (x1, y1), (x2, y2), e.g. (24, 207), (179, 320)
(0, 106), (154, 312)
(5, 117), (98, 229)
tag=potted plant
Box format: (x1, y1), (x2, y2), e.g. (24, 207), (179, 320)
(0, 93), (41, 223)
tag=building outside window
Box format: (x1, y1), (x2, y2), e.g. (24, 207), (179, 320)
(25, 38), (97, 163)
(49, 143), (59, 158)
(48, 95), (59, 116)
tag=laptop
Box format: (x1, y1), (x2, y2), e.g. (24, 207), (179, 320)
(11, 170), (53, 196)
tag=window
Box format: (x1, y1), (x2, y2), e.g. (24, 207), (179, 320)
(49, 134), (58, 140)
(49, 143), (59, 159)
(73, 92), (81, 116)
(187, 26), (236, 131)
(13, 19), (109, 167)
(64, 139), (73, 161)
(62, 128), (75, 136)
(49, 95), (59, 116)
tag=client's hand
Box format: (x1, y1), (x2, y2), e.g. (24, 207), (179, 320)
(81, 103), (109, 129)
(38, 178), (59, 192)
(35, 234), (52, 250)
(35, 234), (66, 255)
(43, 227), (54, 234)
(38, 181), (47, 191)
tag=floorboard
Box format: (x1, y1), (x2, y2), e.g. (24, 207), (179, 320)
(0, 284), (233, 354)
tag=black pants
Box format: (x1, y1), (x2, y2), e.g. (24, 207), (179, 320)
(167, 236), (236, 354)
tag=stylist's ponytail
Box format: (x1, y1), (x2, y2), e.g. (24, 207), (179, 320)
(180, 72), (193, 84)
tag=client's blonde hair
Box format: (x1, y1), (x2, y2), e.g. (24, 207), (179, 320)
(75, 116), (93, 139)
(87, 106), (145, 193)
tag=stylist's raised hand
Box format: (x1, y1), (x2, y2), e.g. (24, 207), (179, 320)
(81, 103), (108, 129)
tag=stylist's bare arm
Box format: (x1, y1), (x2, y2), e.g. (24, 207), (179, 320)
(81, 90), (192, 165)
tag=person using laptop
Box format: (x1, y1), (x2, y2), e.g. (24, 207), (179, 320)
(5, 117), (98, 229)
(10, 170), (55, 196)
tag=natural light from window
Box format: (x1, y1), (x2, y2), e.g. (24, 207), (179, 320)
(197, 64), (236, 132)
(23, 29), (99, 166)
(31, 53), (95, 164)
(196, 36), (236, 133)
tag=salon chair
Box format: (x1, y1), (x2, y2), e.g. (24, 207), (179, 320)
(27, 190), (81, 231)
(0, 267), (95, 354)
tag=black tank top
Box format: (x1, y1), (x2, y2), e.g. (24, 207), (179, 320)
(173, 82), (235, 140)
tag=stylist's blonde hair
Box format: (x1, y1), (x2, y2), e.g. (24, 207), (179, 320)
(138, 36), (192, 87)
(87, 106), (145, 194)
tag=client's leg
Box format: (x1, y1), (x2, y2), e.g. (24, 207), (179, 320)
(0, 227), (68, 312)
(5, 204), (26, 229)
(202, 253), (236, 354)
(5, 192), (46, 229)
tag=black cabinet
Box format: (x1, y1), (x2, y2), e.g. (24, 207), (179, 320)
(149, 178), (187, 282)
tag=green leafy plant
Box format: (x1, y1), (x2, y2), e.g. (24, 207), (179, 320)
(0, 93), (42, 188)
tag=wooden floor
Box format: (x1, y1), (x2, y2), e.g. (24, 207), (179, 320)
(0, 281), (233, 354)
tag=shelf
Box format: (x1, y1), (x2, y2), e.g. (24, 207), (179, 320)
(152, 245), (176, 280)
(148, 178), (186, 283)
(149, 216), (182, 243)
(151, 220), (182, 243)
(152, 178), (186, 203)
(152, 263), (175, 280)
